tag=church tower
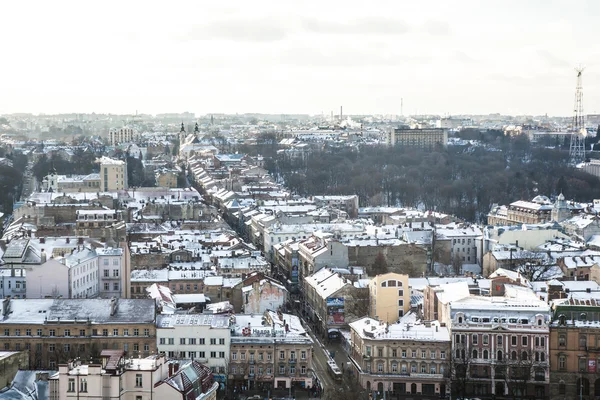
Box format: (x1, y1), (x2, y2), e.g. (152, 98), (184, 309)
(552, 193), (570, 222)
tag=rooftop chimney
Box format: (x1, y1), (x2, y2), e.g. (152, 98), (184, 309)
(110, 297), (118, 316)
(2, 296), (11, 317)
(173, 362), (180, 374)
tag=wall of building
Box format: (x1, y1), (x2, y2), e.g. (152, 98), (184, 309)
(369, 273), (410, 324)
(26, 259), (69, 299)
(348, 243), (427, 276)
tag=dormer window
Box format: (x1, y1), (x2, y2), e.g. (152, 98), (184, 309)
(581, 313), (587, 321)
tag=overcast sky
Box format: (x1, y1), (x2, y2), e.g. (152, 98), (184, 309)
(1, 0), (599, 117)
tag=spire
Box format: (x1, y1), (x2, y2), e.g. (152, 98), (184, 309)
(180, 122), (185, 133)
(194, 122), (199, 133)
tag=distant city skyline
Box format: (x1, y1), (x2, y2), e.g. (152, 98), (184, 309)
(1, 0), (599, 117)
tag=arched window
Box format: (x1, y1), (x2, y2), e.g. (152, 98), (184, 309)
(535, 352), (539, 362)
(559, 314), (566, 325)
(458, 316), (463, 323)
(541, 352), (546, 362)
(594, 378), (600, 396)
(522, 351), (528, 361)
(511, 351), (517, 360)
(398, 281), (403, 287)
(497, 350), (503, 361)
(472, 349), (478, 359)
(381, 282), (387, 288)
(483, 350), (489, 359)
(558, 382), (566, 395)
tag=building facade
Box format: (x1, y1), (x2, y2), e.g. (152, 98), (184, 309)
(386, 128), (448, 148)
(369, 273), (410, 324)
(98, 157), (128, 192)
(0, 298), (156, 369)
(549, 298), (600, 399)
(108, 127), (137, 146)
(349, 315), (451, 398)
(229, 311), (313, 391)
(156, 314), (230, 384)
(449, 295), (551, 399)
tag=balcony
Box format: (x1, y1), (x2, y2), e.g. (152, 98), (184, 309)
(363, 354), (371, 361)
(249, 360), (255, 365)
(289, 359), (296, 364)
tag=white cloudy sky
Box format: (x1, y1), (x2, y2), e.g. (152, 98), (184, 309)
(1, 0), (599, 116)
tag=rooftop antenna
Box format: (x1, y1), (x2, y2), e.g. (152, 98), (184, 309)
(569, 65), (586, 164)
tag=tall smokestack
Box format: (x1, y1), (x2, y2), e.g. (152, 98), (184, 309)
(340, 106), (343, 121)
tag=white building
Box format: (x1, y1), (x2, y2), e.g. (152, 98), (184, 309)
(156, 314), (230, 383)
(0, 268), (27, 299)
(54, 350), (219, 400)
(437, 224), (483, 266)
(26, 247), (99, 299)
(108, 126), (137, 146)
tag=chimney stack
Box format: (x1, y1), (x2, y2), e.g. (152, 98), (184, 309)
(110, 297), (118, 316)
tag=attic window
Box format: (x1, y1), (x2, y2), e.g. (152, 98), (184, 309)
(381, 282), (387, 288)
(471, 317), (479, 323)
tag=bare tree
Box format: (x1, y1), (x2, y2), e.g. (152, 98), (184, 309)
(452, 253), (463, 275)
(450, 341), (472, 400)
(498, 350), (536, 400)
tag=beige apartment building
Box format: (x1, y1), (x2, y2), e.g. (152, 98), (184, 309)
(98, 156), (128, 192)
(369, 272), (410, 324)
(0, 297), (156, 369)
(349, 314), (451, 397)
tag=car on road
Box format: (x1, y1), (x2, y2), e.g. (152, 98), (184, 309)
(247, 395), (263, 400)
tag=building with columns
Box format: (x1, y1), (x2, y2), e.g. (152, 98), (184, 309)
(448, 289), (551, 399)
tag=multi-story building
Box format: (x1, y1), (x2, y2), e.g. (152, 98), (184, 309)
(298, 235), (349, 277)
(53, 351), (218, 400)
(0, 268), (27, 299)
(487, 195), (584, 226)
(303, 267), (368, 335)
(0, 297), (156, 369)
(108, 126), (137, 146)
(313, 195), (359, 218)
(369, 272), (410, 324)
(75, 209), (120, 230)
(349, 314), (451, 398)
(436, 224), (483, 266)
(229, 311), (313, 391)
(155, 168), (179, 188)
(386, 128), (448, 148)
(156, 314), (230, 384)
(26, 246), (99, 299)
(42, 172), (101, 193)
(549, 297), (600, 399)
(98, 156), (128, 192)
(448, 292), (551, 399)
(232, 272), (288, 314)
(97, 247), (128, 298)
